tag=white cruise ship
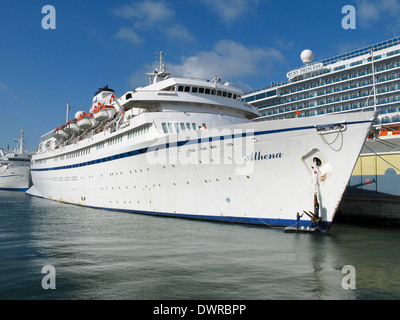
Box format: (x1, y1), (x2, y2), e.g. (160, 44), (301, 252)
(28, 52), (377, 231)
(0, 129), (31, 191)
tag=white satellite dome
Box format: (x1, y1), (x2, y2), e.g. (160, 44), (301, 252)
(301, 49), (314, 65)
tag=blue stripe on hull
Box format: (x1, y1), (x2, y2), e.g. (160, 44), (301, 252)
(29, 194), (331, 231)
(0, 188), (29, 192)
(132, 210), (331, 232)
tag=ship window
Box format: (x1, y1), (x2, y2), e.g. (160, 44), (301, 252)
(180, 123), (186, 131)
(227, 92), (232, 98)
(178, 86), (184, 92)
(174, 123), (181, 133)
(211, 90), (216, 95)
(184, 86), (190, 92)
(162, 86), (175, 92)
(126, 93), (132, 99)
(199, 87), (204, 94)
(205, 88), (211, 94)
(217, 90), (222, 96)
(192, 123), (196, 130)
(168, 123), (173, 133)
(233, 94), (237, 99)
(192, 87), (198, 93)
(186, 123), (192, 131)
(222, 91), (227, 97)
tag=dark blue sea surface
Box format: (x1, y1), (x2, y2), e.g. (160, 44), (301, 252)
(1, 190), (399, 300)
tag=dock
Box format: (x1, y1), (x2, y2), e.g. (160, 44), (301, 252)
(284, 226), (318, 233)
(336, 194), (400, 226)
(337, 137), (400, 226)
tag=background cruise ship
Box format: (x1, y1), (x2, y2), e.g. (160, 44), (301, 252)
(243, 36), (400, 127)
(243, 37), (400, 223)
(0, 129), (31, 191)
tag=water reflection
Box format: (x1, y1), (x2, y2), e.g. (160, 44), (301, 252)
(1, 191), (399, 300)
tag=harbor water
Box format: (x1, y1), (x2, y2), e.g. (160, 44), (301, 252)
(1, 190), (399, 300)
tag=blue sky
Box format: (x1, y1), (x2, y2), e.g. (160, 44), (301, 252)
(1, 0), (400, 151)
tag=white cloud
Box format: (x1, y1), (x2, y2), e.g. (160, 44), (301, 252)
(116, 27), (143, 45)
(167, 40), (284, 89)
(162, 24), (194, 42)
(0, 81), (19, 100)
(380, 0), (400, 10)
(126, 40), (285, 90)
(113, 0), (194, 45)
(357, 0), (400, 27)
(113, 0), (174, 28)
(200, 0), (260, 23)
(129, 66), (150, 88)
(0, 82), (7, 92)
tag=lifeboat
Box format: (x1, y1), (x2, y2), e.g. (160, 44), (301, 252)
(76, 112), (97, 130)
(93, 104), (117, 122)
(53, 125), (69, 140)
(63, 119), (80, 135)
(379, 128), (400, 137)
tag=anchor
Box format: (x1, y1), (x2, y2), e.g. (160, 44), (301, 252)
(284, 194), (321, 233)
(303, 194), (322, 226)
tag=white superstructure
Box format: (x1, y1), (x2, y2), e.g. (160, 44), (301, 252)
(243, 37), (400, 127)
(28, 52), (377, 231)
(0, 129), (31, 191)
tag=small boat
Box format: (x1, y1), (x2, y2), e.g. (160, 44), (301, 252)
(379, 128), (400, 138)
(53, 125), (69, 140)
(93, 105), (117, 122)
(76, 112), (97, 130)
(63, 119), (80, 135)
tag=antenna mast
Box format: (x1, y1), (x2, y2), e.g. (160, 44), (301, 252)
(14, 128), (25, 154)
(19, 128), (25, 154)
(66, 102), (70, 123)
(146, 50), (170, 84)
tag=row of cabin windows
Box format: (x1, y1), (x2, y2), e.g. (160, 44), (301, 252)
(108, 135), (123, 146)
(276, 60), (400, 98)
(262, 70), (400, 109)
(9, 158), (30, 162)
(38, 124), (153, 164)
(168, 85), (241, 100)
(100, 124), (152, 148)
(127, 124), (151, 139)
(161, 122), (206, 134)
(66, 148), (91, 160)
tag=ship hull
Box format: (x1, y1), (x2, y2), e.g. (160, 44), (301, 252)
(29, 111), (377, 231)
(0, 165), (31, 191)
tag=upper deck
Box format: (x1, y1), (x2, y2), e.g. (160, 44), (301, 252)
(35, 56), (259, 158)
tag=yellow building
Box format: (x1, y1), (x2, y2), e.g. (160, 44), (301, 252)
(347, 137), (400, 196)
